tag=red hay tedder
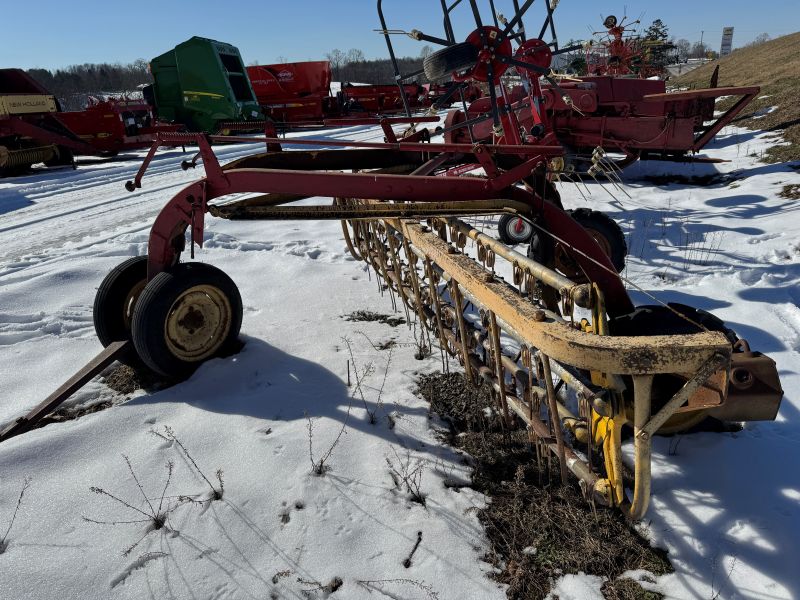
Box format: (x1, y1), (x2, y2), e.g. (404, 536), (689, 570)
(2, 1), (782, 524)
(586, 14), (674, 78)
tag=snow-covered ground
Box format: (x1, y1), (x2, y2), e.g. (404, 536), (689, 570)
(0, 122), (799, 599)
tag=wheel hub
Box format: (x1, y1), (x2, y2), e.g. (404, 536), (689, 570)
(164, 285), (232, 361)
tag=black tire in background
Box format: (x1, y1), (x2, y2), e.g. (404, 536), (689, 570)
(93, 256), (149, 366)
(566, 208), (627, 273)
(497, 214), (534, 245)
(44, 146), (74, 168)
(131, 262), (243, 379)
(423, 42), (479, 81)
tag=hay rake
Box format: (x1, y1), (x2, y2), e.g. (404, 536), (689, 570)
(0, 1), (783, 521)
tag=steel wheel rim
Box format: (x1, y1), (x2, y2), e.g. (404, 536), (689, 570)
(123, 279), (147, 331)
(164, 284), (232, 362)
(506, 217), (533, 243)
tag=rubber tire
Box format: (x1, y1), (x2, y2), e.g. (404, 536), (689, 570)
(93, 256), (148, 366)
(44, 146), (74, 168)
(131, 262), (243, 379)
(497, 214), (534, 245)
(423, 42), (479, 81)
(609, 303), (737, 434)
(609, 303), (737, 342)
(567, 208), (627, 273)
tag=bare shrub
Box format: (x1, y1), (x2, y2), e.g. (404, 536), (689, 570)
(386, 448), (426, 505)
(306, 405), (351, 476)
(343, 335), (394, 424)
(84, 456), (177, 556)
(0, 477), (31, 554)
(151, 426), (224, 501)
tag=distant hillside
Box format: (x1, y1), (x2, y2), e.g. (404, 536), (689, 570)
(674, 32), (800, 162)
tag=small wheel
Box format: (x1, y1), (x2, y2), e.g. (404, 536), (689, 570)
(423, 42), (479, 81)
(93, 256), (148, 366)
(498, 214), (533, 245)
(44, 146), (74, 167)
(131, 262), (243, 379)
(555, 209), (627, 280)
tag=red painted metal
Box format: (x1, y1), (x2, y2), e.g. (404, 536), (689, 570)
(247, 61), (336, 123)
(448, 77), (759, 161)
(132, 132), (633, 317)
(455, 26), (513, 83)
(54, 97), (182, 154)
(341, 82), (427, 113)
(1, 113), (99, 156)
(247, 60), (436, 125)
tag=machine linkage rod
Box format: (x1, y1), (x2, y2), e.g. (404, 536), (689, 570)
(0, 341), (130, 442)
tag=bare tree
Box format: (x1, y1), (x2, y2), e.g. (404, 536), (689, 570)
(675, 38), (691, 62)
(326, 49), (346, 80)
(346, 48), (365, 63)
(746, 33), (771, 47)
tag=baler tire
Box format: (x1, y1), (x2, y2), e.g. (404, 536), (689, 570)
(498, 214), (533, 245)
(44, 146), (74, 168)
(131, 262), (243, 379)
(93, 256), (149, 367)
(423, 42), (479, 81)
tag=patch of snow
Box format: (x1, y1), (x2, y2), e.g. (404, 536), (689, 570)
(1, 119), (799, 599)
(752, 105), (779, 119)
(545, 572), (605, 599)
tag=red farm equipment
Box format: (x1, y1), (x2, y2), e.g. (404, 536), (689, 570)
(0, 68), (181, 176)
(248, 61), (434, 126)
(2, 1), (782, 525)
(54, 96), (182, 155)
(439, 43), (756, 242)
(247, 61), (338, 123)
(340, 81), (428, 114)
(586, 14), (674, 79)
(1, 68), (100, 175)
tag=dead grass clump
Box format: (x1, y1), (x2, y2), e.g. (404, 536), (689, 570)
(601, 577), (664, 600)
(416, 372), (672, 600)
(103, 364), (167, 395)
(674, 32), (800, 163)
(778, 184), (800, 200)
(343, 310), (406, 327)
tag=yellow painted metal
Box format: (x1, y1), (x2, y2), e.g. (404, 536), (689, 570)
(164, 284), (233, 362)
(592, 405), (626, 506)
(0, 94), (58, 116)
(335, 205), (753, 519)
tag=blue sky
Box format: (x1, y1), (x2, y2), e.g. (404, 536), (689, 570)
(4, 1), (799, 70)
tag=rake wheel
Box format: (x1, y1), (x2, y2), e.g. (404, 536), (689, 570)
(423, 42), (479, 81)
